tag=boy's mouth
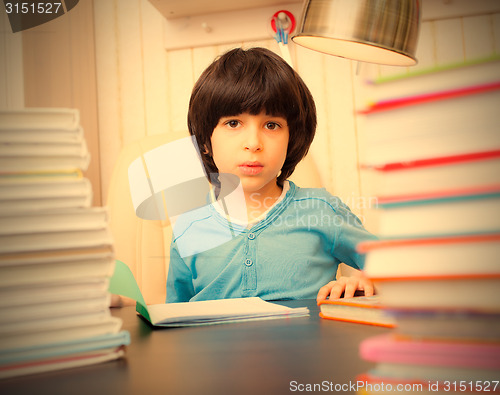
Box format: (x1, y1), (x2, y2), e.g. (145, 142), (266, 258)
(238, 161), (264, 175)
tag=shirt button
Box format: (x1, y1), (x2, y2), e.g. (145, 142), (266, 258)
(244, 258), (253, 266)
(248, 233), (256, 240)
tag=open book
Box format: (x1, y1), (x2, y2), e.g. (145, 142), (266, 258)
(144, 297), (309, 327)
(109, 260), (309, 327)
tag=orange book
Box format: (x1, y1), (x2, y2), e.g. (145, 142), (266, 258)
(319, 295), (396, 328)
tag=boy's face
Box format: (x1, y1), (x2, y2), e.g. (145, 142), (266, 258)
(211, 111), (289, 199)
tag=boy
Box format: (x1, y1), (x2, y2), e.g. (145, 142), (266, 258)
(166, 47), (376, 304)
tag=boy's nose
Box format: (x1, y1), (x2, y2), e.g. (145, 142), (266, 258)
(244, 129), (262, 152)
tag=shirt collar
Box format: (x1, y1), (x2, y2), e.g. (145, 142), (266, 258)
(210, 180), (293, 228)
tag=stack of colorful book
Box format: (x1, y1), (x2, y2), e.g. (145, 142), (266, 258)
(0, 108), (129, 379)
(355, 58), (500, 393)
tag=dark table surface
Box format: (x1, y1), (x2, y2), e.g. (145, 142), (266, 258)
(0, 299), (390, 395)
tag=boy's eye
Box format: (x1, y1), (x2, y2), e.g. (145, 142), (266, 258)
(265, 122), (281, 130)
(225, 120), (240, 128)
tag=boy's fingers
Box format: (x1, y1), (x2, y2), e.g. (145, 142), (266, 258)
(317, 277), (376, 304)
(328, 278), (347, 300)
(342, 277), (359, 298)
(316, 281), (335, 304)
(360, 278), (375, 296)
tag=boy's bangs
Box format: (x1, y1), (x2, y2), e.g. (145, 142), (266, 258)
(213, 68), (292, 120)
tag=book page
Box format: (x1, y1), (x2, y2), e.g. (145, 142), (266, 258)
(147, 297), (304, 325)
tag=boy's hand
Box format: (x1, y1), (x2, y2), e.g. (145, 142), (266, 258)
(109, 293), (123, 308)
(316, 273), (374, 305)
(109, 294), (136, 308)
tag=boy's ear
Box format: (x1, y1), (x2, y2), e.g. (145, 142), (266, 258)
(202, 145), (211, 155)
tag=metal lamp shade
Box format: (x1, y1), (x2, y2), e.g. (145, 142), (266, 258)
(292, 0), (421, 66)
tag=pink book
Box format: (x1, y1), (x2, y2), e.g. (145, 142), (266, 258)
(360, 334), (500, 370)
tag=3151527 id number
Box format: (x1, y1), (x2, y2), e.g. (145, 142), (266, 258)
(439, 381), (499, 392)
(4, 2), (63, 14)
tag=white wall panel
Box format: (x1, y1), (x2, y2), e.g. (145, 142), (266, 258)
(412, 21), (436, 72)
(116, 0), (147, 143)
(0, 11), (9, 110)
(325, 57), (361, 206)
(141, 0), (170, 136)
(166, 48), (192, 132)
(0, 10), (24, 109)
(434, 18), (464, 65)
(192, 46), (217, 84)
(494, 13), (500, 54)
(94, 0), (122, 203)
(294, 44), (331, 190)
(462, 15), (496, 60)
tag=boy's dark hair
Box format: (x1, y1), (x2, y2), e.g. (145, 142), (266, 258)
(188, 47), (317, 186)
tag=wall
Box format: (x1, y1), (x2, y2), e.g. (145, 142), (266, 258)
(93, 0), (500, 232)
(1, 1), (102, 205)
(1, 1), (499, 230)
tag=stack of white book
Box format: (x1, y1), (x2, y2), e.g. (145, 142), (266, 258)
(356, 57), (500, 392)
(0, 108), (129, 379)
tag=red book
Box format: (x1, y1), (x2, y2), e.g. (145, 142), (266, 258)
(358, 82), (500, 166)
(361, 150), (500, 204)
